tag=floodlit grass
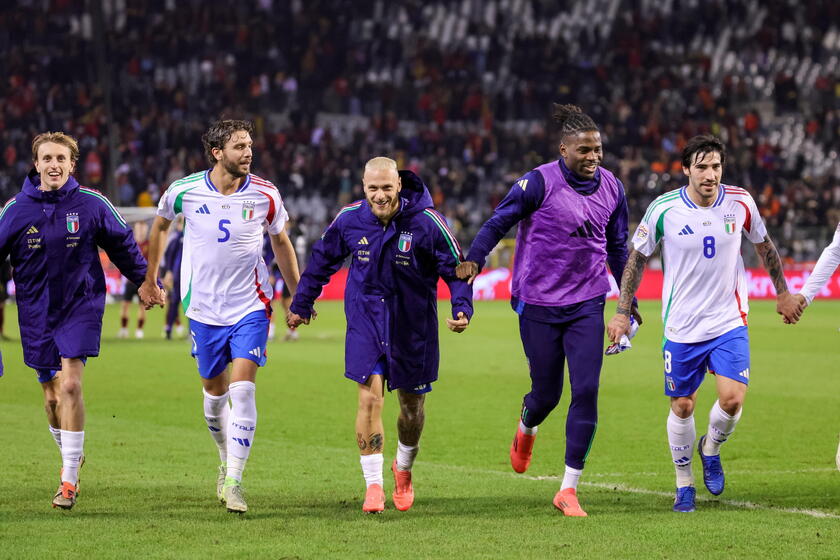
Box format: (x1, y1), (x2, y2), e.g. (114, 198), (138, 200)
(1, 300), (838, 559)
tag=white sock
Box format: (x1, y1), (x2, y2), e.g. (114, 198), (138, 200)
(203, 389), (230, 464)
(226, 381), (257, 482)
(60, 430), (84, 485)
(49, 425), (62, 451)
(560, 465), (583, 490)
(703, 400), (742, 456)
(396, 441), (419, 471)
(519, 419), (538, 436)
(360, 453), (384, 487)
(667, 410), (695, 488)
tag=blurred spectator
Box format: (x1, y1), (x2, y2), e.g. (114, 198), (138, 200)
(0, 0), (837, 262)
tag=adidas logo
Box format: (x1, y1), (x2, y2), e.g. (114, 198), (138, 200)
(517, 179), (529, 191)
(26, 225), (38, 234)
(195, 204), (211, 214)
(570, 220), (596, 238)
(358, 237), (369, 245)
(678, 225), (695, 236)
(249, 347), (261, 358)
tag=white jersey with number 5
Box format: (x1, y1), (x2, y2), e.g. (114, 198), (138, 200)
(158, 170), (289, 326)
(632, 185), (766, 343)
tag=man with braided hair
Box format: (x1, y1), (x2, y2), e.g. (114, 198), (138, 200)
(457, 104), (637, 517)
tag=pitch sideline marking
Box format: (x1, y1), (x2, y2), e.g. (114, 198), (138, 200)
(428, 463), (840, 520)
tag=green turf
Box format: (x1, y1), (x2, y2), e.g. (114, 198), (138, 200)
(1, 300), (838, 559)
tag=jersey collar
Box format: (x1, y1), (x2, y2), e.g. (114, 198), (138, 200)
(680, 185), (725, 209)
(204, 170), (251, 193)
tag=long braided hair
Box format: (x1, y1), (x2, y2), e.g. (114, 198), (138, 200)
(551, 104), (599, 140)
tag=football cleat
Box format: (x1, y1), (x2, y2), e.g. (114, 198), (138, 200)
(117, 327), (128, 339)
(362, 483), (385, 514)
(52, 481), (77, 510)
(673, 486), (696, 512)
(223, 482), (247, 514)
(553, 488), (588, 517)
(216, 464), (227, 503)
(510, 424), (536, 473)
(391, 461), (414, 511)
(698, 434), (725, 495)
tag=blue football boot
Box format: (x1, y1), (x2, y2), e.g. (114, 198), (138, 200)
(672, 486), (696, 513)
(698, 434), (725, 495)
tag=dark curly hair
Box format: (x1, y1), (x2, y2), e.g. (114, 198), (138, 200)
(682, 134), (726, 169)
(552, 104), (599, 140)
(201, 119), (254, 165)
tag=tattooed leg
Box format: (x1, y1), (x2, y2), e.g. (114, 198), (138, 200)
(396, 391), (426, 447)
(356, 375), (385, 456)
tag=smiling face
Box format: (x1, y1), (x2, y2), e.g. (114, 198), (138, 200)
(559, 130), (603, 179)
(34, 142), (75, 190)
(684, 150), (723, 206)
(363, 165), (402, 224)
(213, 130), (253, 178)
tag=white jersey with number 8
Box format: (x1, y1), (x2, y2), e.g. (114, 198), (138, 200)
(632, 185), (766, 343)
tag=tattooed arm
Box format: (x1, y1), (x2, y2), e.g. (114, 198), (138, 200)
(607, 249), (649, 343)
(754, 235), (802, 324)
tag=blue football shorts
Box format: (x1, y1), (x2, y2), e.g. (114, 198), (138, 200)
(369, 356), (432, 395)
(662, 326), (750, 397)
(190, 310), (270, 379)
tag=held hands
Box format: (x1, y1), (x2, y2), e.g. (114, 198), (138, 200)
(777, 292), (806, 324)
(286, 308), (317, 329)
(606, 313), (631, 344)
(446, 311), (469, 333)
(138, 280), (166, 310)
(606, 303), (641, 344)
(455, 261), (479, 285)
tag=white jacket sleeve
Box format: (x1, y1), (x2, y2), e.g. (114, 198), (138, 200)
(800, 225), (840, 304)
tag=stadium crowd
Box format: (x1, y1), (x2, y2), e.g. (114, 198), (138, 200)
(1, 0), (838, 262)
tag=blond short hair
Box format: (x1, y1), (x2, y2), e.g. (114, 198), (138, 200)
(364, 156), (397, 174)
(32, 132), (80, 163)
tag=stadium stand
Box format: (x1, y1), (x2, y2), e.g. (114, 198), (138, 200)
(1, 0), (838, 263)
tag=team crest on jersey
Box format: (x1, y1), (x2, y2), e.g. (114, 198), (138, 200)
(723, 214), (736, 234)
(66, 213), (80, 233)
(242, 201), (256, 221)
(398, 232), (413, 252)
(635, 224), (649, 240)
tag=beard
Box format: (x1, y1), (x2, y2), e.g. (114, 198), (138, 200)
(222, 156), (249, 178)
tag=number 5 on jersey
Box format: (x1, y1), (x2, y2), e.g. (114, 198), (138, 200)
(218, 219), (231, 243)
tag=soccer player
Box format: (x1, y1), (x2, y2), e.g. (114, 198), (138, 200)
(456, 104), (635, 517)
(118, 220), (150, 339)
(141, 119), (300, 514)
(607, 134), (800, 513)
(0, 132), (153, 509)
(161, 218), (185, 339)
(779, 221), (840, 469)
(287, 157), (472, 514)
(262, 231), (297, 341)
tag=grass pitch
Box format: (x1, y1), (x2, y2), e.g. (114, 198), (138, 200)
(1, 300), (838, 559)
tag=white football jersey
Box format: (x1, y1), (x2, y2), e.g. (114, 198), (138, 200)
(632, 185), (766, 343)
(800, 222), (840, 304)
(158, 170), (289, 326)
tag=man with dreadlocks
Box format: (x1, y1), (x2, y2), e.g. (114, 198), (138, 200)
(457, 104), (638, 516)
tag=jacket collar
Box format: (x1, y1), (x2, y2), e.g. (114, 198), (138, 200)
(22, 169), (81, 201)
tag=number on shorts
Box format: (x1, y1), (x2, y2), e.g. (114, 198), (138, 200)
(664, 350), (672, 373)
